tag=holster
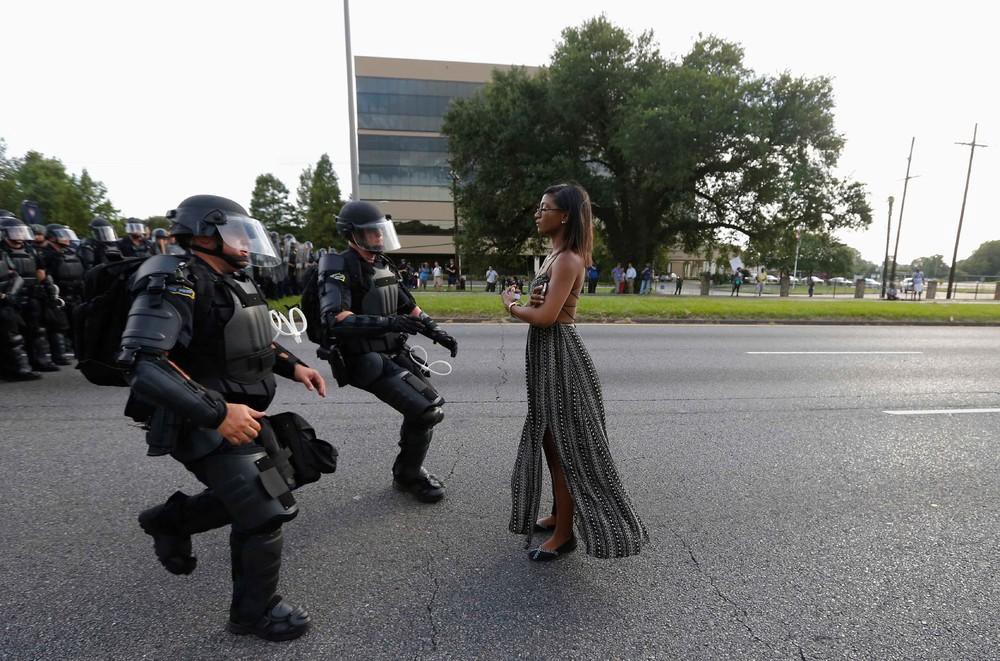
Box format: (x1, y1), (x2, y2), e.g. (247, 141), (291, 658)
(267, 411), (338, 487)
(317, 344), (349, 388)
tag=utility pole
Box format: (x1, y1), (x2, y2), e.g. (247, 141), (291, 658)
(880, 196), (895, 298)
(946, 124), (988, 299)
(792, 227), (802, 282)
(344, 0), (360, 201)
(889, 137), (916, 289)
(450, 171), (461, 277)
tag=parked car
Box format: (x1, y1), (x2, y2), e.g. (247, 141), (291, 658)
(765, 274), (779, 283)
(828, 277), (853, 286)
(806, 276), (825, 284)
(902, 277), (914, 293)
(864, 278), (881, 288)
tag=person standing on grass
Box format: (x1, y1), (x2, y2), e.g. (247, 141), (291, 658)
(755, 270), (767, 296)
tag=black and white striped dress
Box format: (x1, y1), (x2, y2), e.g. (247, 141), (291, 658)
(509, 271), (648, 558)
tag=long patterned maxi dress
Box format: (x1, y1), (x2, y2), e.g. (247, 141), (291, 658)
(509, 271), (649, 558)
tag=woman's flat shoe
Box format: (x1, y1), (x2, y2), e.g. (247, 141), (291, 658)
(532, 522), (554, 533)
(528, 536), (577, 561)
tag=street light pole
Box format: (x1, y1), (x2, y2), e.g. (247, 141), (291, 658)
(792, 227), (802, 282)
(880, 196), (895, 298)
(889, 137), (916, 289)
(450, 170), (461, 278)
(343, 0), (360, 201)
(947, 124), (988, 299)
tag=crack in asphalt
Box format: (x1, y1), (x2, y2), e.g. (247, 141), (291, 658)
(494, 324), (509, 404)
(670, 527), (795, 657)
(414, 534), (445, 661)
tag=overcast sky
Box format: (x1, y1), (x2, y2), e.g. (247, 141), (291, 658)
(5, 0), (995, 264)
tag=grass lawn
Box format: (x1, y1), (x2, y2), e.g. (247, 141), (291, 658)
(272, 292), (1000, 324)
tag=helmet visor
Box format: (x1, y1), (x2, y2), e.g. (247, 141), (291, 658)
(51, 228), (79, 242)
(94, 226), (117, 242)
(3, 225), (33, 241)
(352, 217), (401, 253)
(215, 215), (280, 267)
(125, 222), (146, 235)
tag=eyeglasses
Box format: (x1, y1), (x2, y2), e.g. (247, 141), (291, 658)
(535, 206), (563, 215)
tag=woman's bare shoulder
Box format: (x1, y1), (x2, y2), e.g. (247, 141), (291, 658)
(553, 251), (584, 272)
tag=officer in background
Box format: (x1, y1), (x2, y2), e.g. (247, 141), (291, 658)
(151, 227), (185, 256)
(117, 218), (155, 258)
(78, 217), (123, 270)
(314, 200), (458, 503)
(41, 224), (85, 360)
(122, 195), (325, 641)
(30, 224), (49, 253)
(0, 212), (59, 371)
(0, 247), (39, 381)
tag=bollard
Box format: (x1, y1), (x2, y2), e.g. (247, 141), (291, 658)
(854, 278), (865, 298)
(926, 280), (937, 300)
(700, 274), (711, 296)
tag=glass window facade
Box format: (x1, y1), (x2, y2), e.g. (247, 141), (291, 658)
(357, 76), (483, 202)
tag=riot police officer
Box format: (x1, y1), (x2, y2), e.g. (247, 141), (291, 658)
(117, 218), (155, 258)
(0, 245), (39, 381)
(0, 212), (59, 371)
(123, 195), (326, 641)
(78, 217), (123, 270)
(41, 224), (85, 361)
(151, 227), (185, 255)
(314, 200), (458, 503)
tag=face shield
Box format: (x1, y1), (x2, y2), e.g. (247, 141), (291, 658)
(50, 228), (79, 244)
(215, 214), (280, 267)
(125, 222), (146, 236)
(93, 226), (117, 242)
(351, 217), (401, 253)
(3, 225), (33, 242)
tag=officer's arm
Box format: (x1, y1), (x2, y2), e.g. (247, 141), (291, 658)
(118, 258), (227, 428)
(318, 253), (419, 338)
(271, 341), (305, 379)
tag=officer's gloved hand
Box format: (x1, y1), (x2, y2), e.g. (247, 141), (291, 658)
(388, 314), (426, 335)
(431, 330), (458, 358)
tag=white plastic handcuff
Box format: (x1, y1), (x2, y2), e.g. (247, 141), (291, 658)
(270, 307), (308, 344)
(407, 344), (453, 377)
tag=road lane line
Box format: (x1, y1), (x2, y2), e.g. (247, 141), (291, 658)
(746, 351), (923, 355)
(883, 408), (1000, 415)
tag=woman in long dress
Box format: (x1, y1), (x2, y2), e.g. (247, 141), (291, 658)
(501, 183), (648, 561)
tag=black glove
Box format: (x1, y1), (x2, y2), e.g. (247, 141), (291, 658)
(418, 312), (458, 357)
(387, 314), (426, 335)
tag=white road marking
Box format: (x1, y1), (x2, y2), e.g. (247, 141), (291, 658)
(883, 408), (1000, 416)
(745, 351), (924, 355)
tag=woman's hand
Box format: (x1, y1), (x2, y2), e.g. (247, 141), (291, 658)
(529, 284), (546, 307)
(501, 285), (518, 310)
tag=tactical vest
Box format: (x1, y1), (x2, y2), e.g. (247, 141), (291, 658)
(3, 245), (38, 288)
(360, 262), (400, 316)
(55, 248), (85, 288)
(218, 275), (276, 384)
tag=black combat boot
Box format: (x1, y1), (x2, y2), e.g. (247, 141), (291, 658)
(138, 490), (231, 575)
(47, 331), (72, 365)
(228, 528), (310, 641)
(1, 333), (40, 381)
(392, 425), (445, 503)
(28, 332), (59, 372)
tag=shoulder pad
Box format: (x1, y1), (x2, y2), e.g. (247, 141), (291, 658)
(131, 255), (189, 291)
(319, 252), (347, 273)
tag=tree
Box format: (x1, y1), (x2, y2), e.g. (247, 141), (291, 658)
(249, 173), (295, 234)
(910, 254), (948, 279)
(295, 154), (345, 249)
(956, 240), (1000, 277)
(747, 231), (855, 277)
(443, 18), (872, 267)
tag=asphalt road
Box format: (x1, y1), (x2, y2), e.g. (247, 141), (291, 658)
(3, 324), (999, 660)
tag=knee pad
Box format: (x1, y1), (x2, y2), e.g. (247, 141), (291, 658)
(199, 450), (298, 533)
(415, 405), (444, 427)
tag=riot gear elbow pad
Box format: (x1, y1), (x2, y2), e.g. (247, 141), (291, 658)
(129, 358), (228, 429)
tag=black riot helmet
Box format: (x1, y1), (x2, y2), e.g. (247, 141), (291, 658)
(45, 223), (79, 245)
(1, 214), (33, 244)
(152, 228), (169, 240)
(123, 218), (147, 237)
(166, 194), (279, 267)
(89, 217), (118, 243)
(31, 223), (47, 238)
(335, 200), (401, 253)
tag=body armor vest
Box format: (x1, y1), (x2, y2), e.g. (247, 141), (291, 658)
(55, 249), (85, 286)
(219, 276), (275, 384)
(360, 262), (400, 316)
(3, 246), (38, 288)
